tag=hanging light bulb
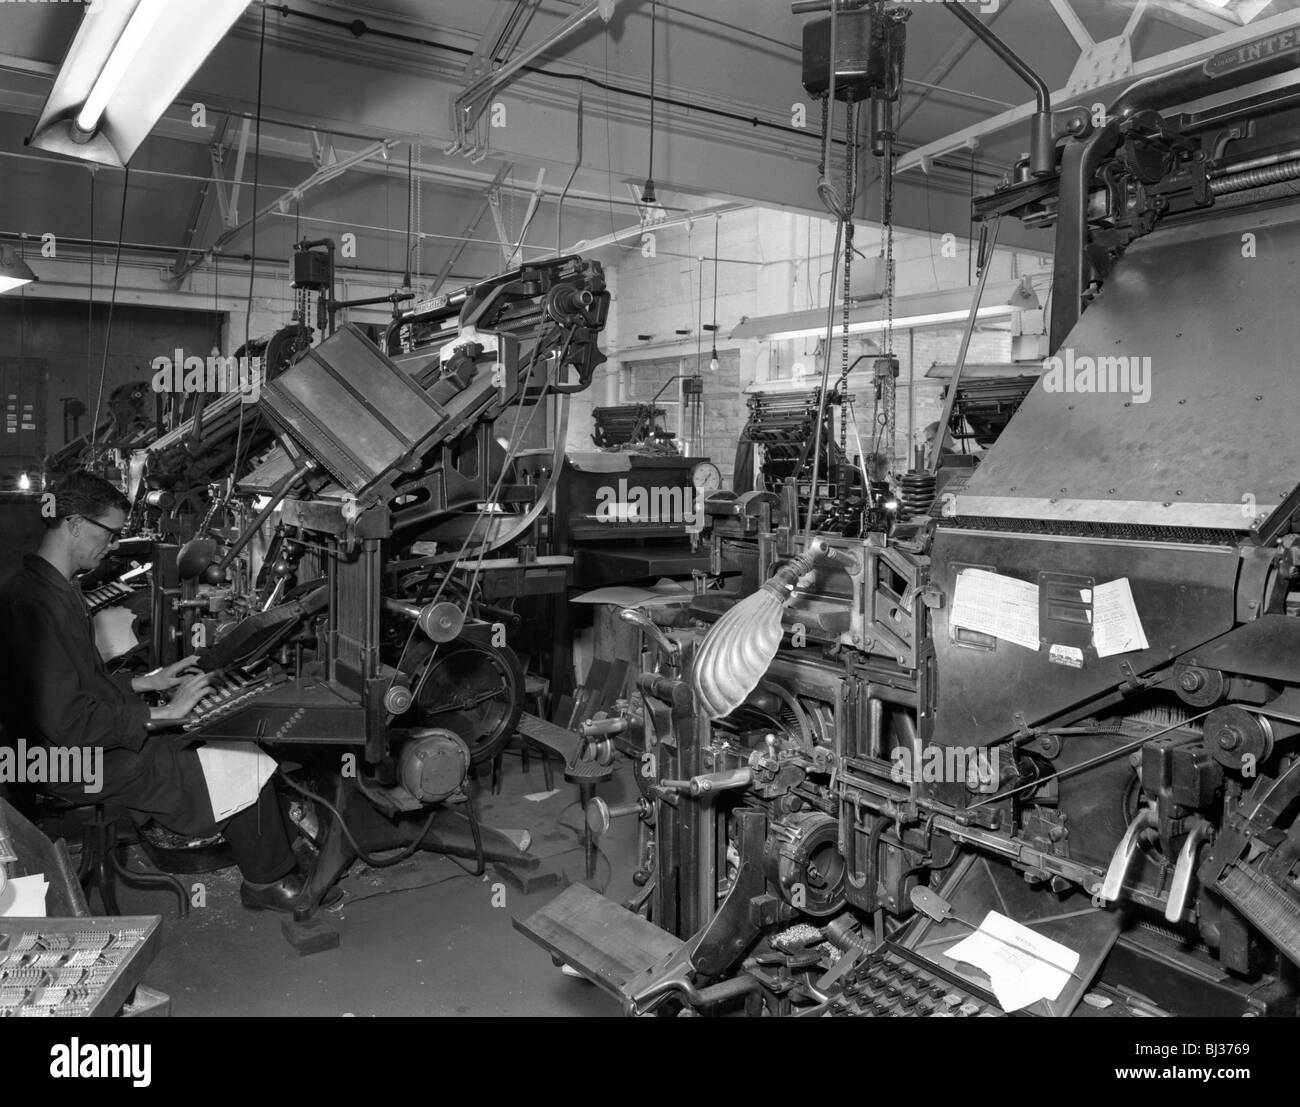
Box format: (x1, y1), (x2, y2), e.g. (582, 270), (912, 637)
(707, 219), (721, 372)
(642, 1), (658, 209)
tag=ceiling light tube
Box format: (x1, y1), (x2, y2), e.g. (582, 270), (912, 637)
(764, 305), (1016, 342)
(0, 246), (38, 295)
(73, 0), (169, 139)
(29, 0), (251, 167)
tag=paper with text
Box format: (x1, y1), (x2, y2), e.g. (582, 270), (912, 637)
(1092, 577), (1149, 658)
(944, 911), (1079, 1012)
(950, 569), (1040, 651)
(197, 742), (278, 823)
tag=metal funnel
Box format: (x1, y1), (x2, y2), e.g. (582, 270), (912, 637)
(690, 545), (823, 720)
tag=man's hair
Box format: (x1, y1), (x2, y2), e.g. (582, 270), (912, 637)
(44, 470), (131, 530)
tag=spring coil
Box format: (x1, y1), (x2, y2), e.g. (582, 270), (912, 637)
(1211, 157), (1300, 196)
(897, 470), (937, 517)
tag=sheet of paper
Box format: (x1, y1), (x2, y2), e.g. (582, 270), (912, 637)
(949, 569), (1040, 651)
(93, 606), (139, 661)
(1092, 577), (1149, 658)
(197, 742), (278, 822)
(944, 911), (1080, 1013)
(0, 873), (49, 918)
(571, 580), (693, 607)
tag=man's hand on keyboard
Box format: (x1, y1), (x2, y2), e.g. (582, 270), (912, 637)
(151, 671), (218, 721)
(132, 654), (204, 694)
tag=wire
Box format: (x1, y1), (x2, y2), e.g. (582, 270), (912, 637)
(555, 86), (585, 257)
(85, 170), (94, 433)
(233, 4), (268, 484)
(278, 770), (485, 874)
(88, 165), (130, 461)
(392, 339), (562, 701)
(341, 868), (470, 907)
(804, 217), (844, 532)
(967, 710), (1216, 810)
(646, 0), (657, 190)
(404, 144), (413, 286)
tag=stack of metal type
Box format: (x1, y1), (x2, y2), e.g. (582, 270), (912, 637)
(0, 917), (161, 1017)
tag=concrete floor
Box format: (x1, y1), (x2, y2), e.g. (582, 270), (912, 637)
(109, 752), (646, 1017)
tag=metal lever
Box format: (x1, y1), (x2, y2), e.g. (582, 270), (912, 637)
(1100, 805), (1157, 903)
(1165, 820), (1211, 924)
(586, 796), (650, 840)
(619, 607), (679, 663)
(661, 768), (753, 797)
(206, 459), (317, 583)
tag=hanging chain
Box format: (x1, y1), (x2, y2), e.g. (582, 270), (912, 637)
(838, 98), (857, 459)
(414, 141), (423, 286)
(880, 93), (898, 472)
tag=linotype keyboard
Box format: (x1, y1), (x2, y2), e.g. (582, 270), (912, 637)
(825, 943), (1005, 1018)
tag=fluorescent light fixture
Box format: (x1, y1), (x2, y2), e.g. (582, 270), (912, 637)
(28, 0), (252, 168)
(0, 246), (38, 294)
(74, 0), (169, 136)
(763, 305), (1016, 342)
(730, 278), (1046, 342)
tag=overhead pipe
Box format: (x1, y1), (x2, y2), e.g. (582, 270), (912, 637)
(945, 3), (1054, 177)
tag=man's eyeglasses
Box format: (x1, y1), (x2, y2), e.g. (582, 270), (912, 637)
(79, 516), (124, 542)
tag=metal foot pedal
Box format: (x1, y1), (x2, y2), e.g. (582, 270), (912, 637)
(563, 756), (614, 785)
(281, 914), (340, 956)
(514, 883), (682, 1000)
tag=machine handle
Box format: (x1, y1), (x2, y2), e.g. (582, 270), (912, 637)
(1165, 821), (1211, 924)
(661, 769), (754, 796)
(1100, 805), (1157, 903)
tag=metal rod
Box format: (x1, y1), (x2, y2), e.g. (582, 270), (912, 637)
(928, 217), (1000, 477)
(946, 4), (1050, 113)
(214, 459), (316, 576)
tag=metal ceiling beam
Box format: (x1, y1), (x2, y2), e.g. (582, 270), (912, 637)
(226, 116), (253, 228)
(460, 0), (543, 86)
(447, 0), (617, 157)
(169, 137), (397, 285)
(898, 6), (1300, 174)
(429, 162), (512, 295)
(1158, 0), (1243, 36)
(506, 167), (548, 267)
(172, 114), (232, 276)
(1048, 0), (1095, 50)
(896, 0), (1015, 137)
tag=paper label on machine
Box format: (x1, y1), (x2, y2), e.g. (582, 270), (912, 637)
(952, 571), (1148, 661)
(950, 569), (1040, 651)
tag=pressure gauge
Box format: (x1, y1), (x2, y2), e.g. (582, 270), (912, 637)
(691, 461), (722, 493)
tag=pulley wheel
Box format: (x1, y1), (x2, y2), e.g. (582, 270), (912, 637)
(410, 639), (524, 764)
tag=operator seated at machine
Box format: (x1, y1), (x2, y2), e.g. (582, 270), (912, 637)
(921, 420), (956, 469)
(0, 470), (317, 913)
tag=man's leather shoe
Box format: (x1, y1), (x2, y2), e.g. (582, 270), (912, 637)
(240, 872), (343, 913)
